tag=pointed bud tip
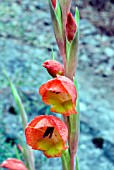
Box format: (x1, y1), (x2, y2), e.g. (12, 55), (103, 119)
(42, 61), (49, 69)
(66, 12), (77, 42)
(51, 0), (56, 9)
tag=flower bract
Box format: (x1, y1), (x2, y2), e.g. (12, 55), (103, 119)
(39, 75), (77, 116)
(25, 115), (68, 158)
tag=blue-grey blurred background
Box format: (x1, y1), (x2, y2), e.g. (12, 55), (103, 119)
(0, 0), (114, 170)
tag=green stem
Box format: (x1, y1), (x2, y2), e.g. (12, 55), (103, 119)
(70, 152), (75, 170)
(61, 149), (70, 170)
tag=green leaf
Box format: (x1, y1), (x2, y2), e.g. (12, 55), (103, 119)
(66, 7), (80, 79)
(74, 78), (80, 114)
(61, 149), (70, 170)
(19, 137), (35, 170)
(75, 7), (80, 29)
(73, 77), (79, 92)
(4, 70), (35, 170)
(66, 38), (71, 61)
(65, 31), (79, 79)
(76, 157), (80, 170)
(14, 145), (21, 160)
(56, 0), (63, 32)
(49, 0), (65, 60)
(49, 0), (62, 36)
(3, 70), (28, 129)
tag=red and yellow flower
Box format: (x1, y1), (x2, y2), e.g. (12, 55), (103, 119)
(39, 75), (77, 116)
(25, 115), (68, 158)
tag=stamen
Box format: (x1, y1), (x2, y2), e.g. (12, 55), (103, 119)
(52, 130), (59, 143)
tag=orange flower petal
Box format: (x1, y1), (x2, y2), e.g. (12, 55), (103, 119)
(0, 158), (28, 170)
(25, 115), (68, 158)
(39, 78), (67, 96)
(56, 75), (77, 104)
(39, 75), (77, 116)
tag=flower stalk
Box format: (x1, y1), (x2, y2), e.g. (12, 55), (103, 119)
(49, 1), (80, 170)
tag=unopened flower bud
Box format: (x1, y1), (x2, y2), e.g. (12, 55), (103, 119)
(66, 12), (77, 42)
(51, 0), (56, 9)
(0, 158), (27, 170)
(42, 60), (64, 77)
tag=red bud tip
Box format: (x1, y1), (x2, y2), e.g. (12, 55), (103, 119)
(51, 0), (56, 9)
(66, 12), (77, 42)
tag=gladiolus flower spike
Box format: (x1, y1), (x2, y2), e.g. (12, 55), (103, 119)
(39, 75), (77, 116)
(66, 12), (77, 42)
(25, 115), (68, 158)
(42, 60), (64, 77)
(0, 158), (28, 170)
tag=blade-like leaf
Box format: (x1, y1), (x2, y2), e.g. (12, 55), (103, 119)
(73, 77), (80, 123)
(66, 31), (79, 80)
(56, 0), (63, 32)
(61, 149), (70, 170)
(59, 0), (72, 28)
(4, 70), (35, 170)
(76, 157), (80, 170)
(65, 8), (80, 79)
(49, 0), (66, 64)
(75, 7), (80, 29)
(19, 137), (35, 170)
(4, 70), (28, 129)
(66, 38), (70, 61)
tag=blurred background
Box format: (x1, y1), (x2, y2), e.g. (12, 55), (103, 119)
(0, 0), (114, 170)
